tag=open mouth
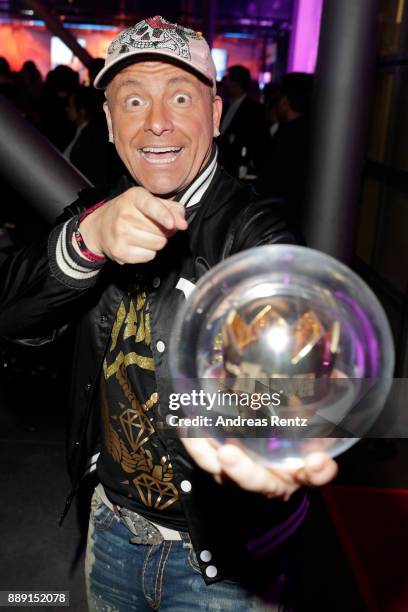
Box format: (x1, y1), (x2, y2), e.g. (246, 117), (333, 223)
(139, 146), (183, 164)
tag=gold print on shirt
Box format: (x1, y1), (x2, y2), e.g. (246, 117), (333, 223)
(104, 351), (155, 379)
(110, 301), (126, 352)
(104, 289), (154, 378)
(102, 288), (179, 511)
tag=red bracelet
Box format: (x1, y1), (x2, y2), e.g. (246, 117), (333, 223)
(74, 199), (107, 263)
(80, 198), (107, 223)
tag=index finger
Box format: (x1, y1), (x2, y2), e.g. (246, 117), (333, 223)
(135, 191), (176, 230)
(159, 200), (188, 231)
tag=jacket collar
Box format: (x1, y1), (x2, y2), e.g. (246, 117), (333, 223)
(109, 145), (218, 209)
(176, 146), (218, 208)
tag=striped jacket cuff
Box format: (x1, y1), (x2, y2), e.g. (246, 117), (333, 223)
(48, 217), (105, 289)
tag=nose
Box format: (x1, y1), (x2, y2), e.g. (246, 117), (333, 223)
(144, 99), (173, 136)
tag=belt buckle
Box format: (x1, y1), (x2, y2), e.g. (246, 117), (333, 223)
(118, 508), (163, 545)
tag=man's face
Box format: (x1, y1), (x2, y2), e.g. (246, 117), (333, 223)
(104, 61), (222, 196)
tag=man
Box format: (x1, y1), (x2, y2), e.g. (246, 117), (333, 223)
(64, 85), (125, 185)
(257, 73), (315, 230)
(218, 65), (269, 178)
(64, 86), (94, 160)
(0, 16), (336, 611)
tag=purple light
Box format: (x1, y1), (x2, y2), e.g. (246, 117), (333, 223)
(246, 494), (310, 559)
(268, 438), (281, 450)
(287, 0), (324, 73)
(238, 18), (274, 27)
(335, 290), (380, 377)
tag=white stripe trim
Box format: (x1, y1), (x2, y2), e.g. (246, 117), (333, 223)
(179, 150), (218, 207)
(84, 463), (98, 476)
(55, 221), (100, 280)
(83, 451), (100, 477)
(60, 222), (96, 273)
(86, 452), (100, 469)
(176, 277), (196, 299)
(186, 163), (218, 208)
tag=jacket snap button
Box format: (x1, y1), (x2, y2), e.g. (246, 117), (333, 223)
(152, 276), (160, 288)
(205, 565), (218, 578)
(85, 383), (92, 391)
(100, 315), (107, 323)
(156, 340), (165, 353)
(180, 480), (192, 493)
(200, 550), (212, 562)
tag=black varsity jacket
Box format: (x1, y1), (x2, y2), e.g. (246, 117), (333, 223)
(0, 166), (308, 585)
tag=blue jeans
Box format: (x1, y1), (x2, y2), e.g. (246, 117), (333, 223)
(85, 489), (283, 611)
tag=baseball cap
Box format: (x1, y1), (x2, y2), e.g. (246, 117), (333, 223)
(94, 16), (217, 91)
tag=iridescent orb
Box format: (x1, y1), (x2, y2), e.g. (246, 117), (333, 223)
(169, 245), (394, 469)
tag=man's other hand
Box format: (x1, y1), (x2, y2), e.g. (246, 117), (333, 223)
(181, 438), (338, 501)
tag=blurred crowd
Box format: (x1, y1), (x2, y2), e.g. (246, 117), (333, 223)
(217, 66), (314, 228)
(0, 56), (124, 186)
(0, 56), (315, 229)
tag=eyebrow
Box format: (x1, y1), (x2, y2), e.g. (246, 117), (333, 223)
(117, 79), (143, 89)
(116, 75), (198, 90)
(166, 76), (198, 87)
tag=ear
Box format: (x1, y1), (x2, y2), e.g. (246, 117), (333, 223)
(103, 100), (114, 141)
(212, 95), (223, 137)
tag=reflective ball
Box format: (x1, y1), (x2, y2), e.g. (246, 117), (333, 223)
(169, 245), (394, 469)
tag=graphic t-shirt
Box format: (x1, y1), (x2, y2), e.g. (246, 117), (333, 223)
(97, 280), (186, 530)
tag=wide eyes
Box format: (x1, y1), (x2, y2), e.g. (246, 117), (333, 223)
(173, 93), (191, 105)
(125, 96), (144, 109)
(124, 92), (192, 110)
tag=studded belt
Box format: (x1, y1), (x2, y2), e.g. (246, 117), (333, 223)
(95, 483), (183, 544)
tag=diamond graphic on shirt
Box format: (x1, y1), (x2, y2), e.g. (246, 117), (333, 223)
(132, 473), (179, 511)
(120, 407), (155, 452)
(102, 288), (180, 513)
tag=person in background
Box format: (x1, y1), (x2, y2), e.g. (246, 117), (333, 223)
(218, 64), (269, 179)
(87, 58), (105, 87)
(64, 84), (126, 186)
(263, 82), (281, 139)
(64, 86), (95, 161)
(19, 60), (43, 105)
(0, 56), (30, 114)
(248, 77), (261, 103)
(40, 65), (79, 151)
(257, 72), (315, 229)
(0, 56), (11, 83)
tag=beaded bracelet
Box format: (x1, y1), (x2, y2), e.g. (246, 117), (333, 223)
(73, 199), (107, 263)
